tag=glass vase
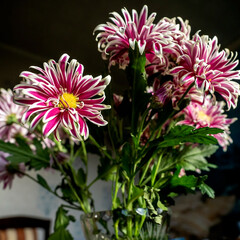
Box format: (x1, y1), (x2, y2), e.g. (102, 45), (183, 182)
(80, 208), (170, 240)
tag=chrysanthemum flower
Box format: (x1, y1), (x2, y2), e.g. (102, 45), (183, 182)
(0, 89), (28, 143)
(152, 76), (203, 109)
(94, 5), (186, 69)
(0, 151), (25, 189)
(14, 54), (111, 141)
(178, 95), (237, 151)
(170, 34), (240, 109)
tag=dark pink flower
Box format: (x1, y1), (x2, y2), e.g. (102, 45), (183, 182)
(170, 34), (240, 109)
(0, 89), (28, 143)
(14, 54), (111, 141)
(0, 151), (25, 189)
(94, 5), (185, 69)
(152, 76), (203, 109)
(178, 95), (237, 151)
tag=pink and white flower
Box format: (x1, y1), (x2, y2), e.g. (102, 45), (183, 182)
(14, 54), (111, 141)
(0, 151), (25, 189)
(152, 76), (203, 109)
(94, 5), (186, 70)
(0, 89), (28, 143)
(170, 34), (240, 109)
(178, 95), (237, 151)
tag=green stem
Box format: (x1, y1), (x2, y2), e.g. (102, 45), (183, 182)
(114, 219), (120, 239)
(80, 139), (88, 167)
(112, 166), (119, 210)
(87, 164), (117, 189)
(141, 158), (179, 186)
(88, 135), (112, 160)
(127, 217), (133, 238)
(136, 107), (151, 145)
(54, 156), (89, 213)
(139, 157), (152, 185)
(151, 153), (163, 187)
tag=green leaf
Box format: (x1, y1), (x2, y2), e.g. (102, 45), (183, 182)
(143, 187), (168, 225)
(48, 227), (73, 240)
(37, 174), (51, 191)
(6, 155), (30, 164)
(0, 139), (50, 169)
(171, 174), (198, 189)
(198, 176), (215, 198)
(127, 186), (144, 208)
(97, 163), (117, 181)
(54, 206), (75, 231)
(15, 136), (32, 153)
(199, 183), (215, 198)
(179, 145), (219, 171)
(153, 176), (170, 189)
(60, 181), (78, 202)
(193, 127), (224, 135)
(33, 138), (50, 159)
(76, 168), (86, 186)
(159, 125), (223, 147)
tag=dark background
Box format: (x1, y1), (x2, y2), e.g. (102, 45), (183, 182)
(1, 0), (240, 89)
(1, 0), (240, 239)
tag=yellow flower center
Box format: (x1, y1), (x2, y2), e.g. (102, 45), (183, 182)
(58, 93), (78, 109)
(197, 110), (211, 123)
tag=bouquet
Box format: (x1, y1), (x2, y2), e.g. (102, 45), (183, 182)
(0, 5), (239, 240)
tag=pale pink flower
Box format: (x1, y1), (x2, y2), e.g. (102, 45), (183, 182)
(94, 5), (186, 70)
(0, 151), (25, 189)
(178, 95), (237, 151)
(0, 89), (28, 143)
(170, 34), (240, 109)
(14, 54), (111, 141)
(178, 168), (186, 178)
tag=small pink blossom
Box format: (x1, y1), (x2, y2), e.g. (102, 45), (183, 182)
(0, 89), (28, 143)
(0, 151), (25, 189)
(14, 54), (111, 141)
(94, 5), (186, 70)
(170, 34), (240, 109)
(178, 168), (186, 178)
(178, 95), (237, 151)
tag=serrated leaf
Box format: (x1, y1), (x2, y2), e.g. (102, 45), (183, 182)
(127, 186), (144, 208)
(159, 125), (222, 147)
(0, 139), (49, 169)
(199, 183), (215, 198)
(54, 206), (75, 231)
(15, 137), (32, 153)
(179, 145), (219, 171)
(171, 170), (198, 189)
(60, 182), (77, 202)
(30, 159), (49, 170)
(37, 174), (51, 191)
(48, 227), (73, 240)
(193, 127), (224, 135)
(6, 155), (30, 164)
(33, 138), (50, 159)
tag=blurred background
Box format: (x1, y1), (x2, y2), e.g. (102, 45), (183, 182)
(0, 0), (240, 239)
